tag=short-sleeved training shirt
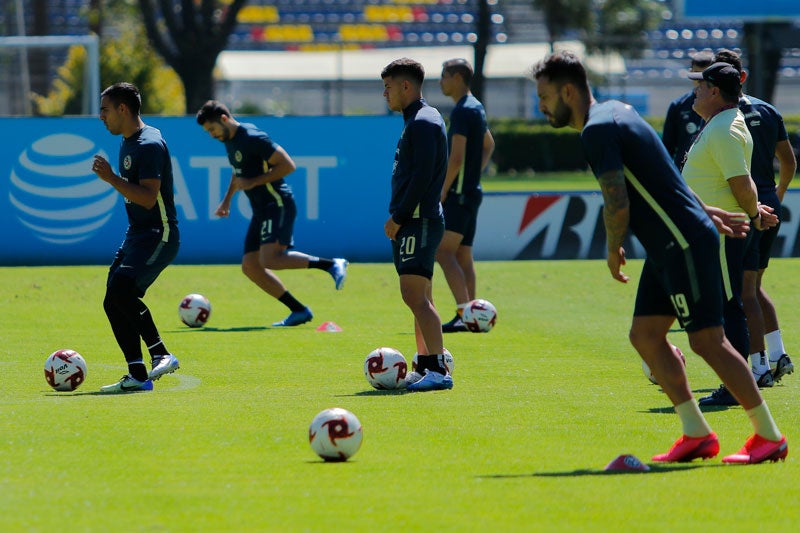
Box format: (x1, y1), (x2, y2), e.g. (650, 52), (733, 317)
(225, 122), (293, 214)
(118, 125), (177, 234)
(447, 94), (488, 195)
(682, 108), (753, 213)
(581, 100), (715, 263)
(738, 95), (789, 194)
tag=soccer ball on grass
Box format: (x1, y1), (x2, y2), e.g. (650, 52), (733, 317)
(179, 293), (211, 328)
(44, 349), (87, 391)
(308, 408), (363, 462)
(364, 347), (407, 389)
(462, 299), (497, 333)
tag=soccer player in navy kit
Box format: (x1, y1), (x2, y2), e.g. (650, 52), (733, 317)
(381, 58), (452, 392)
(437, 58), (495, 333)
(661, 51), (713, 170)
(715, 50), (796, 386)
(534, 51), (787, 464)
(92, 82), (180, 392)
(196, 101), (348, 327)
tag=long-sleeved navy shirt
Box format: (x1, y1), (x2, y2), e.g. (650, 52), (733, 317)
(389, 99), (447, 224)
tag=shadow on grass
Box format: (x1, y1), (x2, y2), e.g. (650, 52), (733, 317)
(478, 463), (714, 479)
(168, 326), (269, 333)
(640, 387), (739, 414)
(337, 389), (408, 397)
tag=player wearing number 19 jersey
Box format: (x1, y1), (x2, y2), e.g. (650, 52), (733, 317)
(534, 51), (787, 465)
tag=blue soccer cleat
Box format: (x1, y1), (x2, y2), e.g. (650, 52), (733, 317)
(328, 258), (349, 290)
(406, 370), (453, 392)
(272, 307), (313, 327)
(149, 354), (180, 381)
(100, 374), (154, 393)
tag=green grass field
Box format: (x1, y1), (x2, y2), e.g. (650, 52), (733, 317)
(2, 261), (799, 531)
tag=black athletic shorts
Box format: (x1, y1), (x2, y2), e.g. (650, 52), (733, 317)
(392, 217), (444, 279)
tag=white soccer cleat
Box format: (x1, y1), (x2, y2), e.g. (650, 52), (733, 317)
(150, 354), (180, 380)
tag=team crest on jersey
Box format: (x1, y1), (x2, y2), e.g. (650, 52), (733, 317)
(123, 154), (132, 170)
(235, 150), (243, 162)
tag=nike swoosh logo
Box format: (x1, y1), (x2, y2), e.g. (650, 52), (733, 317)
(401, 257), (415, 262)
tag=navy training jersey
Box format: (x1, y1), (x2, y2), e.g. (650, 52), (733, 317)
(447, 93), (488, 195)
(662, 90), (703, 170)
(582, 101), (716, 262)
(389, 99), (447, 224)
(118, 125), (177, 233)
(738, 94), (789, 193)
(225, 122), (293, 212)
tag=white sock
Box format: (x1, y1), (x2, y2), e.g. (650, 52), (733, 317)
(765, 330), (786, 362)
(746, 402), (782, 442)
(456, 303), (468, 317)
(750, 351), (770, 375)
(675, 399), (713, 438)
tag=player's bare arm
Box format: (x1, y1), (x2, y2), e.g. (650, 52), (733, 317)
(441, 134), (466, 201)
(236, 145), (297, 191)
(481, 129), (495, 171)
(215, 172), (237, 217)
(597, 169), (630, 283)
(384, 216), (401, 240)
(775, 139), (797, 202)
(727, 174), (764, 229)
(92, 155), (159, 209)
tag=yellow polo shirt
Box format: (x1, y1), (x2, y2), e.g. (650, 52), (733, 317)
(682, 108), (753, 213)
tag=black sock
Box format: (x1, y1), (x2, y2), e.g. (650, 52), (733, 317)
(417, 354), (447, 375)
(128, 361), (149, 382)
(279, 291), (307, 312)
(308, 258), (334, 271)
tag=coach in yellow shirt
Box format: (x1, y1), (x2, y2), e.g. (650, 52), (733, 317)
(682, 62), (768, 406)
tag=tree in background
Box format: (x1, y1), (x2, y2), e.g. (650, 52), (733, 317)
(138, 0), (247, 113)
(533, 0), (592, 52)
(33, 0), (184, 116)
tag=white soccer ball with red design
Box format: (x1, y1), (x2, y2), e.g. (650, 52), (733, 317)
(642, 344), (686, 385)
(462, 299), (497, 333)
(412, 348), (455, 374)
(364, 347), (408, 389)
(44, 349), (87, 391)
(308, 408), (363, 462)
(179, 293), (211, 328)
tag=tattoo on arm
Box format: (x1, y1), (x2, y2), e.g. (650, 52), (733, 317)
(597, 170), (630, 249)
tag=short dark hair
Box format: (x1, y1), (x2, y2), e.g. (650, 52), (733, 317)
(442, 58), (473, 86)
(690, 51), (714, 70)
(713, 48), (743, 74)
(196, 100), (232, 125)
(101, 82), (141, 116)
(381, 58), (425, 86)
(531, 50), (590, 95)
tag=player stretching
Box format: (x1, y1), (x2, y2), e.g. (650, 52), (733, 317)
(92, 82), (180, 392)
(196, 101), (347, 327)
(381, 58), (452, 392)
(533, 51), (787, 464)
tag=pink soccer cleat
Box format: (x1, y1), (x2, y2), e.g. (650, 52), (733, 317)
(722, 435), (788, 464)
(652, 433), (720, 463)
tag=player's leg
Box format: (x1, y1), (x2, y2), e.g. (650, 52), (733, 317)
(438, 198), (474, 332)
(741, 229), (772, 385)
(629, 259), (718, 462)
(757, 217), (794, 380)
(456, 244), (477, 300)
(254, 246), (313, 327)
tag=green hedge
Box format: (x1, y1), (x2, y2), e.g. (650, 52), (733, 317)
(490, 116), (800, 173)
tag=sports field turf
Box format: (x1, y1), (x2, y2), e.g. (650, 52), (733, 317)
(2, 260), (799, 531)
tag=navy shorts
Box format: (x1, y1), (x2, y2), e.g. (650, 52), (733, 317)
(108, 225), (180, 296)
(442, 190), (482, 246)
(244, 199), (297, 254)
(743, 190), (780, 271)
(392, 217), (444, 279)
(633, 229), (724, 333)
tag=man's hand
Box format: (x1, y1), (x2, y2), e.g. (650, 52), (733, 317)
(607, 246), (629, 283)
(384, 216), (401, 241)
